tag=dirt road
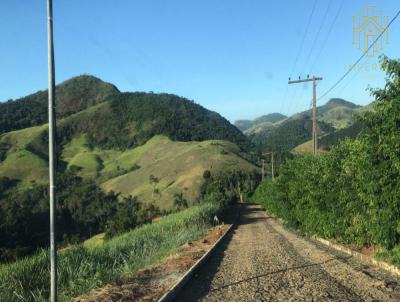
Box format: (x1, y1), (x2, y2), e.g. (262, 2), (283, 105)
(176, 204), (400, 301)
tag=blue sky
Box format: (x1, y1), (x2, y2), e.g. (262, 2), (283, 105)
(1, 0), (399, 121)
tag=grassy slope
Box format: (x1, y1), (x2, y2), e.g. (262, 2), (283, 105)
(235, 113), (287, 132)
(102, 136), (256, 208)
(293, 122), (365, 153)
(0, 125), (48, 189)
(0, 202), (220, 302)
(0, 103), (109, 188)
(1, 121), (256, 208)
(62, 134), (256, 209)
(292, 140), (314, 153)
(318, 105), (356, 129)
(292, 104), (373, 153)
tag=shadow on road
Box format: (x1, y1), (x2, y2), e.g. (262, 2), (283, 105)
(176, 208), (240, 301)
(208, 255), (352, 293)
(177, 204), (270, 300)
(176, 204), (354, 301)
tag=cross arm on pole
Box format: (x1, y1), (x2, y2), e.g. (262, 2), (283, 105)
(288, 77), (322, 84)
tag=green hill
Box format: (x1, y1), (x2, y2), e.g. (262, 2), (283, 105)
(234, 113), (287, 131)
(58, 92), (250, 150)
(0, 75), (255, 204)
(293, 121), (365, 153)
(100, 136), (256, 209)
(239, 98), (368, 153)
(0, 127), (256, 209)
(0, 75), (259, 262)
(248, 116), (334, 152)
(0, 75), (119, 134)
(282, 98), (360, 130)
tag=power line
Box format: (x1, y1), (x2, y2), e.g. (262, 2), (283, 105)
(336, 64), (362, 95)
(300, 0), (333, 76)
(287, 0), (331, 116)
(289, 0), (317, 78)
(309, 0), (345, 74)
(318, 8), (400, 101)
(285, 0), (317, 115)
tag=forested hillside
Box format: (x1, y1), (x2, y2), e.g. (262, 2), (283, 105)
(58, 92), (250, 150)
(249, 117), (335, 153)
(0, 76), (257, 262)
(253, 57), (400, 263)
(237, 98), (369, 153)
(0, 75), (119, 134)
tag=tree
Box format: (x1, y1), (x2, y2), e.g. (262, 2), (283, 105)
(149, 174), (159, 199)
(174, 192), (188, 210)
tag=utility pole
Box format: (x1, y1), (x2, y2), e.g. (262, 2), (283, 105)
(271, 152), (274, 181)
(312, 78), (318, 154)
(288, 75), (322, 154)
(263, 152), (275, 181)
(47, 0), (57, 301)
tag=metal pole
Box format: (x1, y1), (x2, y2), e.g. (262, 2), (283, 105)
(47, 0), (57, 301)
(312, 77), (317, 154)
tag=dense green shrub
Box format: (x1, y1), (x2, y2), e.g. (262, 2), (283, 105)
(105, 196), (159, 238)
(0, 172), (159, 262)
(201, 170), (260, 206)
(253, 56), (400, 250)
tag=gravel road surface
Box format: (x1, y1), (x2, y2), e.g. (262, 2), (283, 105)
(176, 204), (400, 301)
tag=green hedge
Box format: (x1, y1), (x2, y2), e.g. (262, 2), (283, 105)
(253, 56), (400, 252)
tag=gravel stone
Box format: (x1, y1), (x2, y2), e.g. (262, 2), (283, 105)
(176, 204), (400, 302)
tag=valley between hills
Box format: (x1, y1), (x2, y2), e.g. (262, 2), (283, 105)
(2, 64), (400, 302)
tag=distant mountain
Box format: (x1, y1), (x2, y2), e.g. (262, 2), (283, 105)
(296, 98), (361, 129)
(234, 113), (287, 131)
(237, 98), (370, 153)
(249, 116), (335, 153)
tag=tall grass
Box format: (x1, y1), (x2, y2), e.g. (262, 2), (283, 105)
(0, 202), (220, 302)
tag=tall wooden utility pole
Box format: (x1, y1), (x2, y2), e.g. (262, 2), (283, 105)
(263, 152), (275, 181)
(288, 75), (323, 154)
(312, 78), (318, 154)
(271, 152), (274, 181)
(260, 152), (275, 181)
(47, 0), (57, 301)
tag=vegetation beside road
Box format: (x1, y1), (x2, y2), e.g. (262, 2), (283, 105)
(253, 56), (400, 265)
(0, 203), (220, 302)
(0, 75), (258, 263)
(0, 169), (259, 301)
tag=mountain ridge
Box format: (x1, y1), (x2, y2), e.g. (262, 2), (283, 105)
(0, 75), (256, 204)
(234, 113), (287, 131)
(235, 98), (370, 152)
(0, 75), (119, 134)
